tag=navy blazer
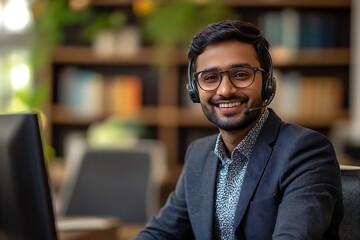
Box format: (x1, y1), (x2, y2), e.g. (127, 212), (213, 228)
(134, 109), (343, 240)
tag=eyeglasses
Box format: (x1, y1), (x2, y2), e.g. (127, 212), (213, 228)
(194, 66), (265, 91)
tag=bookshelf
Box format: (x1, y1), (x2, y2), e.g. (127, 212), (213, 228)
(43, 0), (352, 199)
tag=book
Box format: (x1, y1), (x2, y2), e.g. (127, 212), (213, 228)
(299, 12), (338, 48)
(106, 75), (143, 116)
(301, 76), (343, 117)
(258, 8), (300, 58)
(272, 72), (343, 120)
(271, 71), (302, 119)
(58, 67), (105, 119)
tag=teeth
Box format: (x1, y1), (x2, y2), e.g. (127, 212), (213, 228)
(219, 102), (241, 108)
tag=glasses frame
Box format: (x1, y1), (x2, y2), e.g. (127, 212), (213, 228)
(194, 66), (266, 92)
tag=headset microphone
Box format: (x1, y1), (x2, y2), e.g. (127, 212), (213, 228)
(243, 100), (271, 115)
(243, 105), (262, 115)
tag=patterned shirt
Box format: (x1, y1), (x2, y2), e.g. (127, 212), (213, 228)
(213, 109), (270, 240)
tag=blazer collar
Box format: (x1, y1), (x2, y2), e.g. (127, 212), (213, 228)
(233, 109), (282, 229)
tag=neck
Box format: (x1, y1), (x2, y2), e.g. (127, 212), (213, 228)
(219, 108), (265, 153)
(219, 127), (251, 154)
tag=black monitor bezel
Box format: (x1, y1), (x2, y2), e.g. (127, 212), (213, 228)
(0, 112), (58, 240)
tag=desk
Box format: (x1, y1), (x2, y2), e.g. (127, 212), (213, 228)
(57, 217), (144, 240)
(59, 226), (118, 240)
(58, 217), (119, 240)
(119, 224), (144, 240)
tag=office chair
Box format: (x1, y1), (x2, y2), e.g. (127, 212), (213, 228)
(339, 166), (360, 240)
(57, 133), (167, 224)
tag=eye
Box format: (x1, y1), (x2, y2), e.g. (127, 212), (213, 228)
(201, 72), (220, 83)
(231, 69), (252, 80)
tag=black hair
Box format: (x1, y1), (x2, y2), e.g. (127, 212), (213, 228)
(188, 20), (271, 75)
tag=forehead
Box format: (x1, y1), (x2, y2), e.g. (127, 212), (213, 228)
(196, 40), (259, 71)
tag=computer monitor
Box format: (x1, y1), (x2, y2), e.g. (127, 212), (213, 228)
(0, 112), (58, 240)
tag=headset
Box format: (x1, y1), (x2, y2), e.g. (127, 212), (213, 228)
(186, 43), (276, 107)
(186, 57), (201, 103)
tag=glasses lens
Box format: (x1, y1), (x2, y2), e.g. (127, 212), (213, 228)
(197, 67), (259, 91)
(229, 67), (255, 88)
(198, 70), (221, 91)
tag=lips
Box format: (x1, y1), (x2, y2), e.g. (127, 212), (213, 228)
(218, 101), (241, 108)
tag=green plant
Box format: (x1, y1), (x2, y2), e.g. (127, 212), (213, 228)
(4, 83), (56, 161)
(30, 0), (126, 69)
(141, 0), (236, 65)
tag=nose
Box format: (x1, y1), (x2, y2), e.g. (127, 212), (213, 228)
(216, 73), (238, 96)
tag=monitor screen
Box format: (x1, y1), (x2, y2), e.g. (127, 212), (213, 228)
(0, 112), (58, 240)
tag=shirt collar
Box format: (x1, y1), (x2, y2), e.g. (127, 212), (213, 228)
(214, 108), (270, 161)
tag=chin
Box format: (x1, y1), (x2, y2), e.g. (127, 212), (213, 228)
(216, 119), (253, 131)
(201, 102), (261, 131)
(208, 111), (261, 131)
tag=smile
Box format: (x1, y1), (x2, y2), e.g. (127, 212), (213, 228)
(218, 101), (241, 108)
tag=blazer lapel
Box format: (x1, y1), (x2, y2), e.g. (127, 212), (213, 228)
(233, 110), (281, 229)
(198, 150), (219, 239)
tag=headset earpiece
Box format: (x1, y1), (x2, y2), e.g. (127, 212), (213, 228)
(264, 77), (276, 105)
(186, 58), (200, 103)
(262, 45), (276, 105)
(264, 75), (276, 104)
(186, 80), (200, 103)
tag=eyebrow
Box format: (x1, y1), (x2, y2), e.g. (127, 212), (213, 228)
(231, 63), (252, 68)
(197, 63), (253, 72)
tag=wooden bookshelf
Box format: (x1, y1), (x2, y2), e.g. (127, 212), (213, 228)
(44, 0), (352, 204)
(271, 48), (350, 67)
(52, 46), (160, 65)
(177, 47), (350, 67)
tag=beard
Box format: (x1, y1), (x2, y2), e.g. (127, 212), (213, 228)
(201, 98), (262, 131)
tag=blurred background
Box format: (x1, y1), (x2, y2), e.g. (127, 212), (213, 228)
(0, 0), (359, 238)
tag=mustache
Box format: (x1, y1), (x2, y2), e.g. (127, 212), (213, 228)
(210, 95), (249, 105)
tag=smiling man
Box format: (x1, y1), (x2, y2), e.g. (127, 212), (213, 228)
(133, 20), (343, 240)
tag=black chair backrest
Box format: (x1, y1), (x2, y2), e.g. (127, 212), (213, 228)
(58, 138), (167, 224)
(64, 149), (151, 223)
(339, 169), (360, 240)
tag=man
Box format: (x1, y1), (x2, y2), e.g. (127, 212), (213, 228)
(133, 20), (343, 239)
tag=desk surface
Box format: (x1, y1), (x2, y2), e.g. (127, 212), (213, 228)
(60, 227), (118, 240)
(119, 224), (145, 240)
(59, 224), (144, 240)
(57, 217), (144, 240)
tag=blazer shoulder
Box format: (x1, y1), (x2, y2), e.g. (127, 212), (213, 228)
(280, 121), (333, 144)
(268, 109), (332, 145)
(183, 134), (218, 164)
(190, 134), (218, 148)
